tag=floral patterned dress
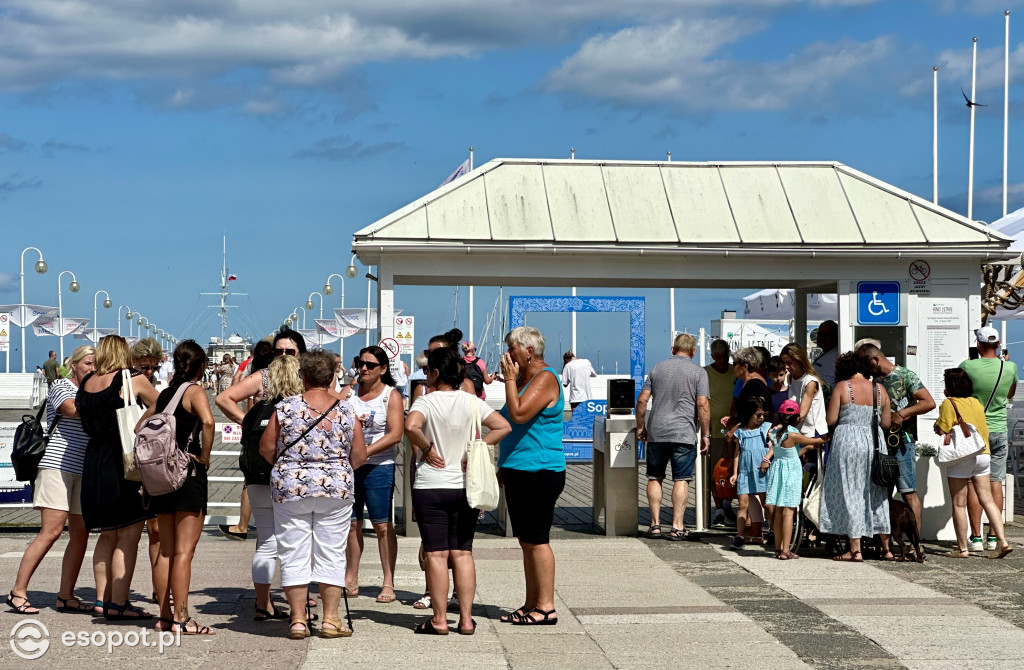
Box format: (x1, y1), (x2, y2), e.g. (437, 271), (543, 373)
(271, 394), (356, 505)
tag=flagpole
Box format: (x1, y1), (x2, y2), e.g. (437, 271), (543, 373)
(469, 146), (474, 172)
(968, 36), (978, 221)
(670, 288), (676, 339)
(933, 65), (939, 205)
(1004, 11), (1011, 217)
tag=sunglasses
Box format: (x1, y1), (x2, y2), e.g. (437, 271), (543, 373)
(137, 365), (158, 372)
(274, 348), (298, 356)
(358, 361), (382, 370)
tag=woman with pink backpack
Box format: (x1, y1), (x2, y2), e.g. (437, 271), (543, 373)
(137, 340), (216, 635)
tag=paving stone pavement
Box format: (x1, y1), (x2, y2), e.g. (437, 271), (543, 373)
(0, 527), (1019, 670)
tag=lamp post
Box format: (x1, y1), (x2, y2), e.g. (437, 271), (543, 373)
(325, 273), (347, 361)
(118, 305), (133, 338)
(306, 291), (324, 348)
(137, 316), (150, 341)
(93, 290), (112, 343)
(56, 270), (80, 362)
(19, 246), (48, 373)
(292, 308), (306, 330)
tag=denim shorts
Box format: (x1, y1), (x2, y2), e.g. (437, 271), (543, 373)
(646, 442), (697, 482)
(988, 431), (1008, 482)
(895, 436), (917, 494)
(352, 463), (395, 523)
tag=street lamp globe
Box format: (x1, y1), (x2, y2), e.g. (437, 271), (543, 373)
(34, 259), (48, 274)
(125, 311), (133, 320)
(103, 299), (112, 309)
(323, 284), (333, 295)
(137, 317), (142, 325)
(69, 281), (80, 293)
(345, 264), (358, 279)
(305, 300), (314, 310)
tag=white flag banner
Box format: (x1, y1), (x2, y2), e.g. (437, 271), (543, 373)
(0, 304), (59, 328)
(442, 158), (471, 185)
(333, 308), (403, 331)
(298, 329), (339, 349)
(741, 289), (838, 321)
(315, 319), (359, 340)
(74, 328), (117, 343)
(33, 318), (90, 337)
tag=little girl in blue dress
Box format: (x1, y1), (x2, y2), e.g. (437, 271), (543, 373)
(766, 399), (826, 559)
(730, 397), (772, 549)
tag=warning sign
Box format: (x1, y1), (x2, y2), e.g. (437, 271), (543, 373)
(0, 314), (8, 353)
(909, 260), (930, 295)
(221, 423), (242, 443)
(394, 316), (415, 354)
(379, 338), (400, 360)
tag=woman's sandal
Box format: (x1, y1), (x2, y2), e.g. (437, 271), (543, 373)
(5, 592), (39, 615)
(176, 617), (214, 636)
(944, 548), (970, 558)
(881, 551), (896, 562)
(833, 550), (863, 563)
(413, 594), (431, 610)
(511, 608), (558, 626)
(104, 601), (154, 620)
(645, 524), (662, 539)
(458, 619), (477, 635)
(154, 617), (174, 632)
(376, 585), (397, 603)
(778, 552), (799, 560)
(990, 543), (1014, 560)
(414, 619), (449, 635)
(56, 596), (93, 614)
(319, 619), (353, 638)
(288, 619), (310, 640)
(666, 527), (690, 542)
(254, 604), (288, 621)
(499, 606), (528, 623)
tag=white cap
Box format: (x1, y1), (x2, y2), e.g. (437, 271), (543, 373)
(975, 326), (1000, 343)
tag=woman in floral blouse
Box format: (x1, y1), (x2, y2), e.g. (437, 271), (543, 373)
(260, 349), (367, 640)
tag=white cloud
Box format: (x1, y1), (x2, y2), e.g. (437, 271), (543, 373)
(544, 19), (900, 114)
(0, 0), (884, 113)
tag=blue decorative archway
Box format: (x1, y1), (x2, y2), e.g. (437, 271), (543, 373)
(508, 296), (645, 394)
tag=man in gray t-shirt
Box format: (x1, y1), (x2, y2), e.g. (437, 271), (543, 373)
(635, 333), (710, 540)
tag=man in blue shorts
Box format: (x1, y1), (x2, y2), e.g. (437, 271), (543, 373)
(859, 343), (936, 552)
(960, 326), (1017, 551)
(635, 333), (710, 541)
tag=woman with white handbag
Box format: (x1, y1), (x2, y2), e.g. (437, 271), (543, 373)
(933, 368), (1013, 559)
(77, 335), (160, 620)
(404, 347), (510, 635)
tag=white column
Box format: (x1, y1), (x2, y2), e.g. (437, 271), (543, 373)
(794, 288), (809, 351)
(469, 285), (474, 343)
(571, 287), (577, 353)
(837, 281), (854, 352)
(670, 288), (676, 338)
(378, 265), (396, 368)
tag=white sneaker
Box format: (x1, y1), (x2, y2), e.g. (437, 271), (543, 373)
(985, 536), (998, 551)
(968, 536), (984, 552)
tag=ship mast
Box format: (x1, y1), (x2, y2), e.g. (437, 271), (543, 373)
(201, 236), (245, 341)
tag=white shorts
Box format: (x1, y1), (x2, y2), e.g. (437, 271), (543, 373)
(33, 468), (82, 515)
(946, 453), (991, 479)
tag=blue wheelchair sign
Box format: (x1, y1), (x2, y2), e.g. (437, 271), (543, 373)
(857, 281), (901, 326)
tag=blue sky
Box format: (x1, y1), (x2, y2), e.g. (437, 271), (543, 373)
(4, 0), (1024, 372)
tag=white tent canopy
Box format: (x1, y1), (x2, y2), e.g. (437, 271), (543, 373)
(742, 289), (838, 321)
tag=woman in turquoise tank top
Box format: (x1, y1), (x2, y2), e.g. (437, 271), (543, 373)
(497, 326), (565, 626)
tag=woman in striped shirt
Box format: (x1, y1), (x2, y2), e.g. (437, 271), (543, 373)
(6, 345), (96, 615)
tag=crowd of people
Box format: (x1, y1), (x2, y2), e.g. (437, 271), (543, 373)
(637, 322), (1015, 562)
(7, 318), (1017, 641)
(8, 324), (566, 639)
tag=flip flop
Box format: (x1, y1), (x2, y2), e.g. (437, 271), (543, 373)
(990, 544), (1014, 560)
(414, 619), (449, 635)
(376, 586), (396, 603)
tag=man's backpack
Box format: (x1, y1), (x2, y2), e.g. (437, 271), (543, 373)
(11, 401), (60, 482)
(134, 382), (195, 497)
(239, 398), (279, 486)
(465, 358), (485, 395)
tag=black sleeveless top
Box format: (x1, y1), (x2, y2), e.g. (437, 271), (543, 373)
(155, 383), (201, 456)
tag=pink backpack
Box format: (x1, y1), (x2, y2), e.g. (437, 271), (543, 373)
(134, 382), (195, 497)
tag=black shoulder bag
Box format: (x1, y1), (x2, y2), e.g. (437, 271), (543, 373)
(870, 383), (900, 489)
(11, 401), (61, 482)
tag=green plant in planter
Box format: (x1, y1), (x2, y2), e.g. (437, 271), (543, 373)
(915, 443), (938, 458)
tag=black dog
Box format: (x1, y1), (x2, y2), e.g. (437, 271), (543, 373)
(889, 498), (924, 563)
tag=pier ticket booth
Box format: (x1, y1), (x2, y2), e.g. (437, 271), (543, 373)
(350, 157), (1014, 539)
